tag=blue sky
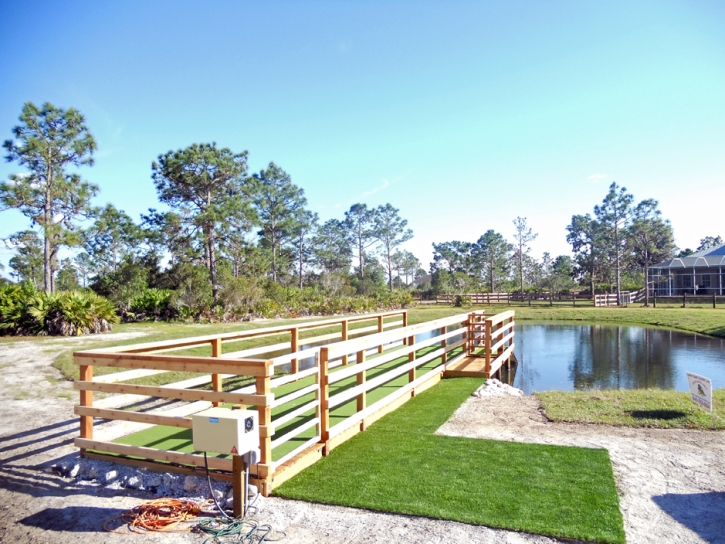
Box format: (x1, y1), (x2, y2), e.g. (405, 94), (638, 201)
(1, 1), (723, 274)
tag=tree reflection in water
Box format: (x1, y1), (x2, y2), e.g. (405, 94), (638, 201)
(506, 324), (725, 394)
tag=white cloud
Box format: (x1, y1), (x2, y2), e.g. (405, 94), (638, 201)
(362, 178), (390, 197)
(587, 174), (608, 180)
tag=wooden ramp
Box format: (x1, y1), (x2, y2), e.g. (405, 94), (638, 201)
(444, 356), (491, 378)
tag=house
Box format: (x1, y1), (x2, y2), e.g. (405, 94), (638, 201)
(649, 243), (725, 296)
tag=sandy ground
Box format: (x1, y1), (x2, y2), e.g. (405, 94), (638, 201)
(0, 336), (562, 543)
(438, 396), (725, 544)
(1, 334), (722, 543)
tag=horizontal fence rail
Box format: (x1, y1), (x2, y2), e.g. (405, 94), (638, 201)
(434, 292), (594, 306)
(73, 308), (515, 495)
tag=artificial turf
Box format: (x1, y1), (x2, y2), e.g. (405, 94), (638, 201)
(275, 378), (626, 544)
(113, 342), (458, 461)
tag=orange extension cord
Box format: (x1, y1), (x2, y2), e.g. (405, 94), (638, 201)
(104, 498), (201, 534)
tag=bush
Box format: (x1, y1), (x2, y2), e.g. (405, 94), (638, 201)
(128, 288), (175, 321)
(0, 283), (119, 336)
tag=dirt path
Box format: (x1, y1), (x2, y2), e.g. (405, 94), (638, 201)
(0, 337), (563, 543)
(438, 396), (725, 544)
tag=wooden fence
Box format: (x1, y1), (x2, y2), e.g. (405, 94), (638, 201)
(73, 309), (513, 496)
(435, 292), (593, 306)
(594, 292), (633, 307)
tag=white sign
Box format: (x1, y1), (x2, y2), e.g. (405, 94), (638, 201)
(686, 372), (712, 412)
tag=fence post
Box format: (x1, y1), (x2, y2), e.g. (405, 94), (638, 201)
(356, 350), (367, 430)
(290, 327), (299, 374)
(402, 311), (408, 345)
(441, 325), (448, 365)
(79, 363), (93, 453)
(256, 374), (272, 470)
(341, 320), (349, 365)
(682, 293), (686, 308)
(714, 295), (717, 309)
(211, 338), (223, 407)
(319, 347), (330, 454)
(408, 333), (416, 388)
(377, 315), (384, 353)
(484, 319), (492, 375)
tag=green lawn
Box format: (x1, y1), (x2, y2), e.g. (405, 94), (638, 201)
(538, 388), (725, 430)
(432, 304), (725, 338)
(275, 378), (626, 544)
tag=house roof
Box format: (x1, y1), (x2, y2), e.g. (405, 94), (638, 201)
(412, 274), (432, 286)
(652, 243), (725, 269)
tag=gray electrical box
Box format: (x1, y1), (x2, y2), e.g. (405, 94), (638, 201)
(192, 407), (259, 455)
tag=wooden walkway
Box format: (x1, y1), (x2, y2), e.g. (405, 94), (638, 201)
(444, 356), (490, 378)
(443, 351), (516, 379)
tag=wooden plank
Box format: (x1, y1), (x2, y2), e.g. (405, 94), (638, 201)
(328, 364), (444, 440)
(328, 327), (462, 385)
(77, 310), (407, 356)
(270, 365), (319, 389)
(356, 350), (366, 413)
(324, 314), (468, 359)
(212, 338), (223, 407)
(484, 320), (492, 373)
(74, 406), (194, 428)
(319, 348), (330, 445)
(256, 376), (272, 466)
(233, 455), (245, 518)
(271, 417), (320, 450)
(225, 319), (404, 362)
(487, 310), (515, 326)
(489, 319), (515, 341)
(92, 393), (147, 409)
(341, 320), (349, 365)
(414, 371), (441, 396)
(488, 343), (515, 377)
(74, 352), (273, 376)
(325, 420), (361, 453)
(79, 365), (93, 441)
(74, 438), (233, 471)
(74, 381), (272, 406)
(272, 435), (321, 470)
(290, 327), (299, 374)
(490, 330), (515, 355)
(268, 443), (324, 493)
(93, 369), (167, 384)
(271, 384), (318, 409)
(328, 346), (445, 410)
(272, 400), (319, 431)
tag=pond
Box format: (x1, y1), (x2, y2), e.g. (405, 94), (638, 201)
(501, 322), (725, 394)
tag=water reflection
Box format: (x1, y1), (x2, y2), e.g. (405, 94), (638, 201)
(510, 323), (725, 394)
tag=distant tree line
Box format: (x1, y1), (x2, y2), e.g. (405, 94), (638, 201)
(426, 183), (720, 307)
(1, 102), (420, 322)
(2, 102), (721, 322)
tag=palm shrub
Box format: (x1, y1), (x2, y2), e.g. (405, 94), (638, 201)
(128, 288), (175, 321)
(0, 283), (118, 336)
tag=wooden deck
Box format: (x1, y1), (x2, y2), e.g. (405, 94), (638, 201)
(444, 356), (490, 377)
(444, 349), (516, 379)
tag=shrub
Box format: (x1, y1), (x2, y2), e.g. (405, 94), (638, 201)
(128, 288), (175, 321)
(0, 283), (119, 336)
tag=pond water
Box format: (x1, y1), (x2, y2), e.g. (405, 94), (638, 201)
(501, 322), (725, 394)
